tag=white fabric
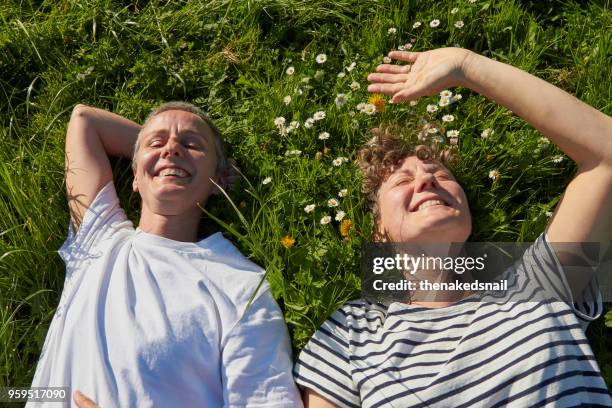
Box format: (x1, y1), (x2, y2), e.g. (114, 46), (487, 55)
(28, 181), (302, 408)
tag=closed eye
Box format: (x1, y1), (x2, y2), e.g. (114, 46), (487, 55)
(394, 177), (413, 187)
(185, 141), (204, 150)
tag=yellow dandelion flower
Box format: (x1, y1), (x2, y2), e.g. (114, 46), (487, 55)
(339, 219), (353, 238)
(367, 94), (386, 112)
(281, 235), (295, 249)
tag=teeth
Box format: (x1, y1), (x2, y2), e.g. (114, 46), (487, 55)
(417, 199), (446, 211)
(159, 168), (188, 177)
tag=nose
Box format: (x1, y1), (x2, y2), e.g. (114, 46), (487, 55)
(161, 137), (183, 158)
(414, 171), (439, 193)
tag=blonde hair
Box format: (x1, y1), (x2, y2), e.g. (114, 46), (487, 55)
(132, 101), (227, 174)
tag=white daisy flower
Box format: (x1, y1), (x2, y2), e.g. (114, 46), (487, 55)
(302, 76), (311, 83)
(447, 129), (460, 138)
(290, 120), (300, 129)
(332, 157), (346, 167)
(440, 90), (453, 99)
(335, 211), (346, 221)
(452, 93), (463, 102)
(454, 20), (465, 29)
(413, 21), (422, 28)
(349, 81), (360, 90)
(286, 66), (295, 75)
(364, 103), (377, 115)
(552, 155), (564, 163)
(488, 169), (500, 180)
(338, 189), (348, 197)
(319, 132), (330, 140)
(336, 72), (345, 78)
(427, 127), (439, 134)
(283, 95), (291, 105)
(383, 56), (392, 64)
(426, 104), (439, 113)
(316, 53), (327, 64)
(304, 204), (316, 213)
(285, 149), (302, 156)
(313, 111), (326, 120)
(409, 100), (418, 106)
(429, 19), (440, 28)
(285, 125), (295, 134)
(327, 198), (339, 207)
(481, 128), (494, 139)
(442, 114), (455, 122)
(262, 177), (272, 185)
(449, 136), (459, 145)
(451, 7), (459, 14)
(356, 102), (367, 112)
(439, 97), (451, 107)
(388, 27), (397, 35)
(304, 118), (314, 129)
(538, 137), (550, 145)
(335, 94), (347, 107)
(314, 70), (325, 79)
(404, 43), (413, 50)
(320, 215), (332, 225)
(274, 117), (286, 127)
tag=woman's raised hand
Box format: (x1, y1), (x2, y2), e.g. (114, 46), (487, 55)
(367, 47), (474, 103)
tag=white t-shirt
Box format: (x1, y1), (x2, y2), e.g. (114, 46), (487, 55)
(28, 181), (302, 407)
(294, 232), (610, 407)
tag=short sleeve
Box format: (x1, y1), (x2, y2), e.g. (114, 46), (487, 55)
(517, 230), (603, 329)
(221, 290), (302, 408)
(294, 310), (361, 408)
(58, 180), (130, 274)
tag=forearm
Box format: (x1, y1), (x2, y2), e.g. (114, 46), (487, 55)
(460, 52), (612, 168)
(71, 104), (141, 159)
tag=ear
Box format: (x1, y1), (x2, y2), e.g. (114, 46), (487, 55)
(212, 158), (240, 195)
(210, 174), (226, 196)
(132, 175), (139, 193)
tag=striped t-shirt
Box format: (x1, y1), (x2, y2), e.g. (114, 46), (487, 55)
(294, 232), (611, 407)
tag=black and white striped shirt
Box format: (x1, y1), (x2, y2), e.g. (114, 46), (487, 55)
(294, 232), (610, 407)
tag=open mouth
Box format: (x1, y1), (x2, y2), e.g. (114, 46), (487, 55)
(154, 166), (192, 179)
(410, 199), (450, 212)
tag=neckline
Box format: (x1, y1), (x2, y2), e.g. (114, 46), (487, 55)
(387, 291), (481, 316)
(134, 227), (222, 252)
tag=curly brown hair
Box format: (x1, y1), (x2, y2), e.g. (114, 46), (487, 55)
(357, 123), (459, 225)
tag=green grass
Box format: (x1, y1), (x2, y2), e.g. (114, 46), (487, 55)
(1, 0), (611, 390)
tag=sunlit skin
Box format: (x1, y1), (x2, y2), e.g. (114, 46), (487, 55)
(132, 110), (219, 240)
(376, 155), (472, 244)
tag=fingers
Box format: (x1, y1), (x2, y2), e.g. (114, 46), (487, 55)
(73, 391), (100, 408)
(391, 85), (427, 104)
(388, 51), (421, 63)
(366, 83), (406, 96)
(375, 64), (411, 74)
(367, 72), (410, 84)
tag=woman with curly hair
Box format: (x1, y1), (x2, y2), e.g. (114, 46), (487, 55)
(294, 47), (612, 407)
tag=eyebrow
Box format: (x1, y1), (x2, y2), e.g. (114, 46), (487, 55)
(393, 163), (445, 177)
(142, 129), (207, 141)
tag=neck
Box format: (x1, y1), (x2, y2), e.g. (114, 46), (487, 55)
(137, 205), (201, 242)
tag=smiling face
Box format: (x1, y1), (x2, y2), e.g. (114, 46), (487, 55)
(376, 155), (472, 243)
(132, 109), (218, 215)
